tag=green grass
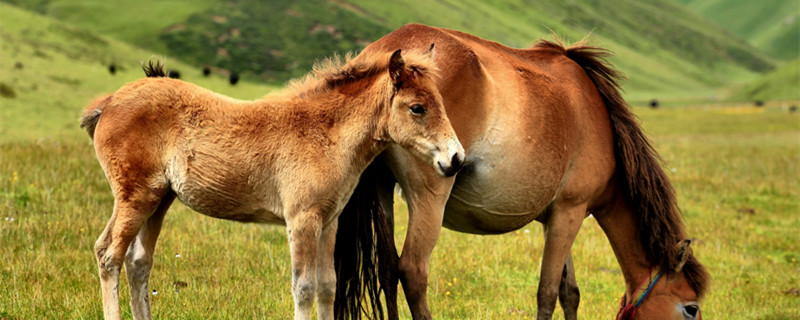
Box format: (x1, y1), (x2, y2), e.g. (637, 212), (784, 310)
(2, 105), (799, 319)
(2, 2), (800, 319)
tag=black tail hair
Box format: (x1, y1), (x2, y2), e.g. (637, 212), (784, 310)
(334, 163), (398, 319)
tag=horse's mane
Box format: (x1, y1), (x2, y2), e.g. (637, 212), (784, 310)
(283, 49), (438, 98)
(534, 39), (710, 299)
(142, 60), (167, 78)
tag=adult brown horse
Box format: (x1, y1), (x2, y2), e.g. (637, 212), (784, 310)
(334, 24), (709, 320)
(81, 49), (465, 320)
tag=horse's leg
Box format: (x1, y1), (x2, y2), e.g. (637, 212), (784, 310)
(287, 211), (324, 320)
(124, 193), (175, 320)
(536, 204), (586, 320)
(95, 189), (167, 320)
(540, 224), (581, 320)
(558, 253), (580, 320)
(315, 219), (337, 320)
(395, 177), (454, 319)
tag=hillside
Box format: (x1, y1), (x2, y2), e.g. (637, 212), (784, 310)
(339, 0), (775, 99)
(2, 0), (776, 100)
(0, 0), (218, 54)
(0, 3), (275, 143)
(727, 58), (800, 102)
(678, 0), (799, 60)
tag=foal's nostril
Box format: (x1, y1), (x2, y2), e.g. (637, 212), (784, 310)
(683, 303), (699, 319)
(450, 152), (463, 172)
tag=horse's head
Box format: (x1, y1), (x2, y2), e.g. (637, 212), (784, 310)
(618, 240), (708, 320)
(383, 49), (464, 177)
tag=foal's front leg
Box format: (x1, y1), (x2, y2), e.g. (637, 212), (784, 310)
(316, 219), (338, 320)
(287, 210), (325, 320)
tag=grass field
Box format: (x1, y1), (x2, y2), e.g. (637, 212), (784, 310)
(2, 2), (800, 319)
(2, 103), (799, 319)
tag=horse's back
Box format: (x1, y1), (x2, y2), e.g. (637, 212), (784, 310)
(365, 24), (616, 233)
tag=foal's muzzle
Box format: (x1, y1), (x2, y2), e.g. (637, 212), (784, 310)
(434, 140), (465, 177)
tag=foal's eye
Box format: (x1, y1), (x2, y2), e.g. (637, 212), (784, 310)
(410, 103), (426, 115)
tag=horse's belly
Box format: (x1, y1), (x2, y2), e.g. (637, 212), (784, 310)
(441, 141), (563, 234)
(166, 157), (284, 224)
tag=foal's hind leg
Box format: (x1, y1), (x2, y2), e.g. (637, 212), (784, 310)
(125, 193), (175, 320)
(95, 184), (169, 320)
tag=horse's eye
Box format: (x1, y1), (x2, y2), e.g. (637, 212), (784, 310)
(410, 103), (426, 115)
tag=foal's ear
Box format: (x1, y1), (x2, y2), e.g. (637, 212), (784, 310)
(389, 49), (406, 86)
(426, 43), (437, 59)
(672, 239), (693, 272)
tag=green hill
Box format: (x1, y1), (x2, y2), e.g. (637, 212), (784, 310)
(337, 0), (775, 100)
(0, 3), (275, 143)
(677, 0), (799, 61)
(728, 58), (800, 102)
(3, 0), (776, 100)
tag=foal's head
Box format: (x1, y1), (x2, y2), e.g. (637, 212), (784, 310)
(383, 49), (465, 177)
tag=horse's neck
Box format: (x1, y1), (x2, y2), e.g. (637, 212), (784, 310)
(258, 87), (389, 172)
(594, 200), (654, 296)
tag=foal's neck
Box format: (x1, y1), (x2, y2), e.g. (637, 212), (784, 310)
(262, 77), (391, 171)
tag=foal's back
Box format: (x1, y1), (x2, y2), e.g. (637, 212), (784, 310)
(91, 77), (290, 223)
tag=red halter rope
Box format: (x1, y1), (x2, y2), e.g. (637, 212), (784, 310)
(616, 265), (664, 320)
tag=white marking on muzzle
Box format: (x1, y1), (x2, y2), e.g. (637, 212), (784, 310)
(433, 138), (465, 177)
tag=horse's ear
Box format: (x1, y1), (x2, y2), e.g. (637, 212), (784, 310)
(426, 43), (436, 59)
(389, 49), (406, 86)
(672, 239), (693, 272)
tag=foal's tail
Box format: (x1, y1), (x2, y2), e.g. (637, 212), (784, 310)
(535, 39), (710, 298)
(334, 162), (397, 320)
(80, 94), (112, 139)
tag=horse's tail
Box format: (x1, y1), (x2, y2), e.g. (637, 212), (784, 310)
(334, 162), (397, 319)
(534, 39), (709, 298)
(80, 94), (112, 139)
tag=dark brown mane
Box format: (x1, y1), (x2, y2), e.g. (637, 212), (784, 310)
(142, 60), (167, 78)
(535, 39), (710, 299)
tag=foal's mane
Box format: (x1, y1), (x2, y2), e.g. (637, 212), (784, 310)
(283, 50), (438, 98)
(534, 39), (710, 299)
(143, 60), (167, 78)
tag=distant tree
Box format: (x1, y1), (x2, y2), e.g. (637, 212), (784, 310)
(229, 73), (239, 85)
